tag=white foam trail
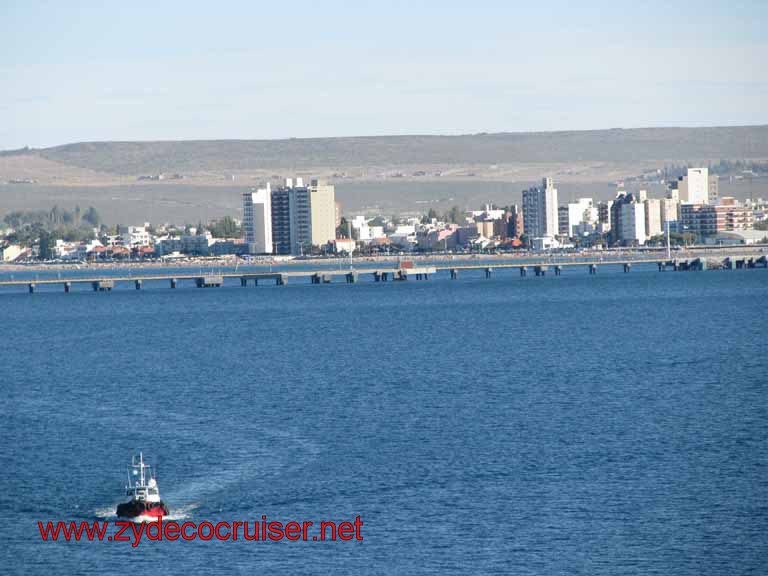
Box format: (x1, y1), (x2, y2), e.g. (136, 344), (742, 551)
(94, 505), (119, 519)
(94, 502), (199, 521)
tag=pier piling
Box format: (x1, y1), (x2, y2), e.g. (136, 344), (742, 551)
(195, 276), (223, 288)
(5, 253), (766, 296)
(92, 280), (114, 292)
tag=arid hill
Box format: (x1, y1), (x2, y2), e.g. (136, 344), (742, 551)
(29, 126), (768, 175)
(1, 126), (767, 223)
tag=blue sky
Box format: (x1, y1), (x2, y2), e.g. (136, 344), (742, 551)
(1, 0), (766, 149)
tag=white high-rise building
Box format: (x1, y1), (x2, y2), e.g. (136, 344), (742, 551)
(644, 198), (662, 238)
(620, 202), (647, 245)
(308, 179), (336, 248)
(675, 168), (710, 205)
(242, 183), (273, 254)
(565, 198), (597, 237)
(522, 177), (559, 238)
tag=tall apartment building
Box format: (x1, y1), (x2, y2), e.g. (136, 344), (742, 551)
(558, 205), (569, 236)
(597, 200), (613, 233)
(644, 198), (662, 238)
(270, 178), (336, 255)
(308, 179), (336, 248)
(270, 185), (293, 255)
(660, 194), (679, 227)
(708, 175), (719, 205)
(522, 177), (558, 238)
(561, 198), (597, 237)
(242, 183), (273, 254)
(671, 168), (718, 205)
(620, 202), (647, 245)
(505, 205), (524, 239)
(610, 191), (647, 245)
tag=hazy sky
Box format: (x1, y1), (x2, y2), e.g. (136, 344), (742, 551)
(1, 0), (766, 149)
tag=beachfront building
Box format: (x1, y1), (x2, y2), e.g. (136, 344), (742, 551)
(680, 197), (754, 238)
(523, 177), (559, 240)
(242, 184), (273, 254)
(559, 198), (597, 238)
(670, 168), (718, 205)
(620, 202), (647, 245)
(118, 225), (151, 249)
(644, 198), (662, 238)
(270, 178), (337, 255)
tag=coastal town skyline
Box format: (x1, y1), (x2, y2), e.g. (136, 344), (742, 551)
(2, 166), (767, 264)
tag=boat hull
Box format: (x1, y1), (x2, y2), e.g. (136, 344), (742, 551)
(116, 500), (169, 520)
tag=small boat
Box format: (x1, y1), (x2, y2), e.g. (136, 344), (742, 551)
(116, 452), (169, 521)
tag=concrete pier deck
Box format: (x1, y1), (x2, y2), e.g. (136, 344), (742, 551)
(1, 256), (765, 294)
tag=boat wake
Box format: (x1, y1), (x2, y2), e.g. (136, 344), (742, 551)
(94, 502), (199, 522)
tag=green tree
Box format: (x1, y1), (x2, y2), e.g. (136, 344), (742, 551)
(336, 216), (349, 239)
(38, 230), (53, 260)
(422, 208), (439, 223)
(208, 216), (240, 238)
(444, 206), (463, 224)
(82, 206), (100, 227)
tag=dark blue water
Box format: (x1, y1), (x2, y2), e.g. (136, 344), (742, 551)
(1, 268), (766, 574)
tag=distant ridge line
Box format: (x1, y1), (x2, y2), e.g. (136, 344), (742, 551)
(4, 125), (766, 175)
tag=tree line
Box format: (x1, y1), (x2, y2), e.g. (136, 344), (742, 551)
(2, 205), (102, 253)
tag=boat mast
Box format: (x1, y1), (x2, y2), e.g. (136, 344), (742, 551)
(139, 452), (146, 487)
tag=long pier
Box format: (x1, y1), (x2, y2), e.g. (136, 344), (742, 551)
(2, 255), (766, 293)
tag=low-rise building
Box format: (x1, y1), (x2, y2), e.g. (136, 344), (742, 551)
(417, 228), (457, 251)
(1, 244), (24, 262)
(680, 198), (754, 237)
(119, 225), (151, 248)
(154, 234), (214, 256)
(331, 238), (357, 254)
